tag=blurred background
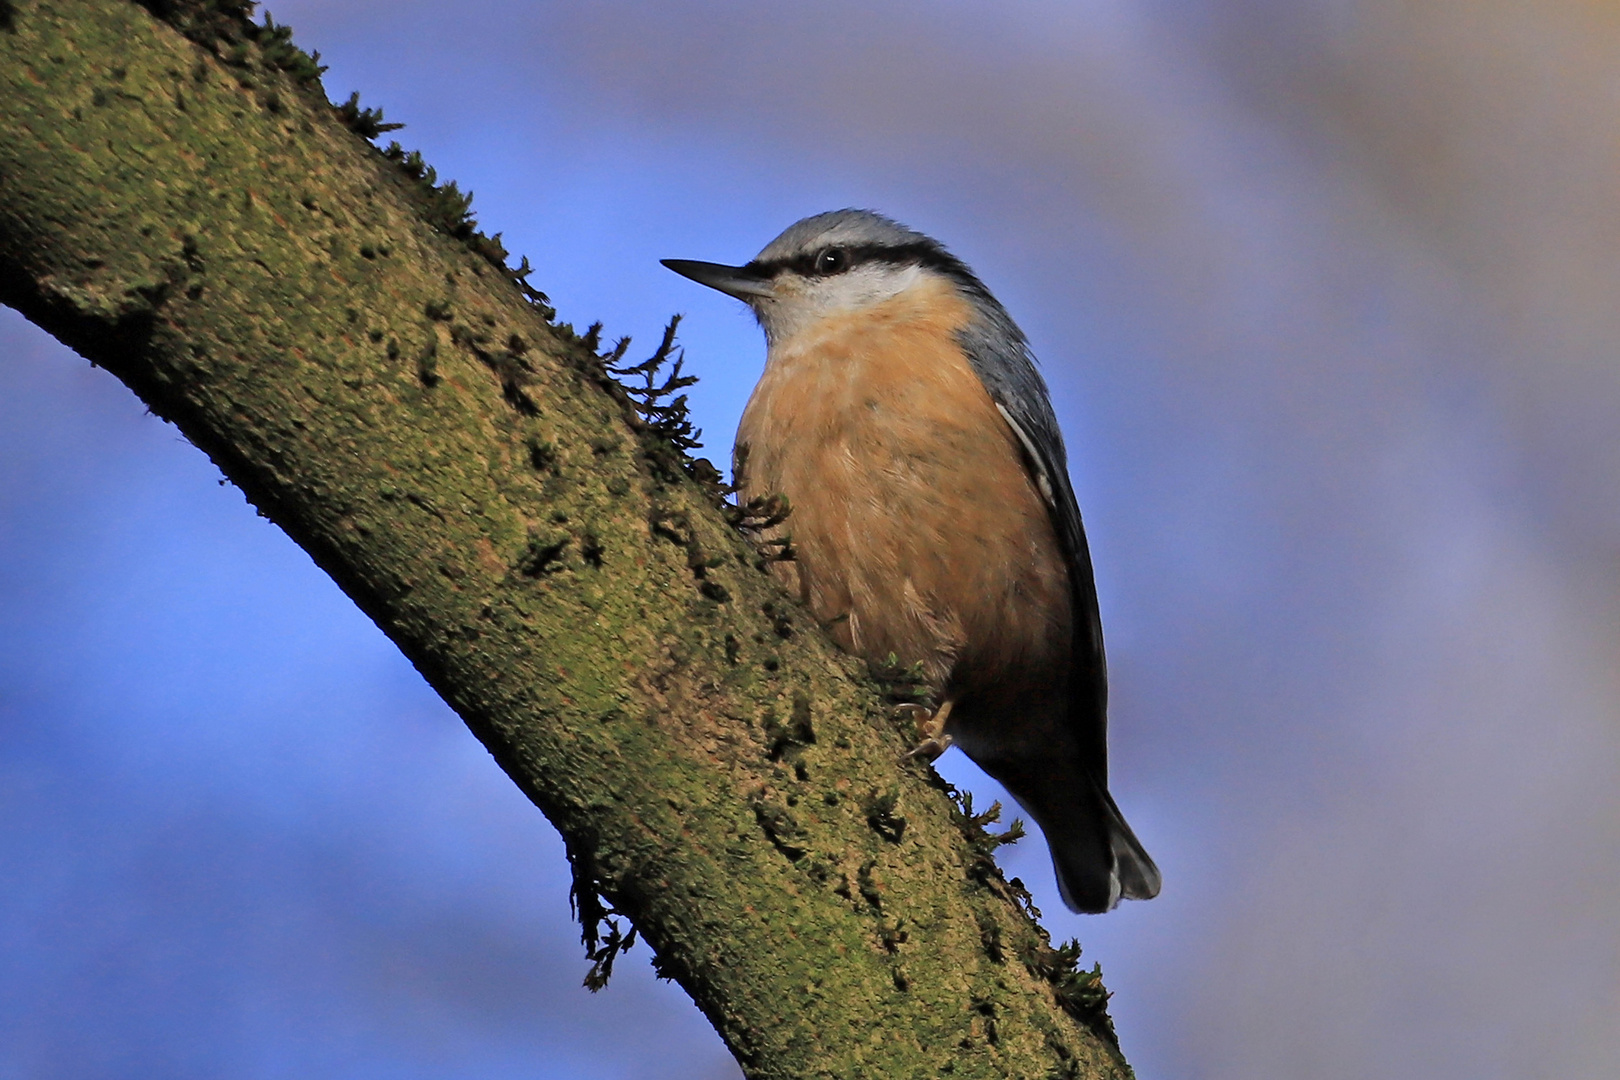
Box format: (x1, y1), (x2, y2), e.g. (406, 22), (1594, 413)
(4, 1), (1620, 1076)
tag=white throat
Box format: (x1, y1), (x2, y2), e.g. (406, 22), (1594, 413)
(752, 263), (928, 347)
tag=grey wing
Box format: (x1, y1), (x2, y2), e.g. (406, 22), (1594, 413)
(958, 314), (1110, 776)
(961, 304), (1162, 908)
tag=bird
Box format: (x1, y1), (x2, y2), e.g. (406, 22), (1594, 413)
(662, 209), (1159, 913)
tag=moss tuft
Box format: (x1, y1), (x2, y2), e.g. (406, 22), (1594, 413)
(869, 652), (936, 711)
(137, 2), (325, 85)
(137, 0), (556, 318)
(751, 792), (809, 859)
(566, 838), (639, 992)
(950, 790), (1026, 884)
(761, 695), (815, 761)
(1020, 938), (1119, 1050)
(333, 90), (403, 139)
(862, 788), (907, 842)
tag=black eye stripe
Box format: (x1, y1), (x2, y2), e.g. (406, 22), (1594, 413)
(747, 241), (984, 291)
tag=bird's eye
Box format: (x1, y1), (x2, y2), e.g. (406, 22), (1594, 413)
(814, 248), (848, 275)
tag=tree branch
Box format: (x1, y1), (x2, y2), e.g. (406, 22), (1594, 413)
(0, 4), (1132, 1076)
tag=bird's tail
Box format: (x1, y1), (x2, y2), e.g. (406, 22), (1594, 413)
(1044, 783), (1161, 914)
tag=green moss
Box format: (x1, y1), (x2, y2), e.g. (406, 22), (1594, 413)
(332, 89), (402, 139)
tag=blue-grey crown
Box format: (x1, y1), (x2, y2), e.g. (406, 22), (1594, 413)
(750, 209), (1002, 305)
(754, 209), (939, 264)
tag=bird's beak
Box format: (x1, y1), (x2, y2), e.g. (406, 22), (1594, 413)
(661, 258), (775, 301)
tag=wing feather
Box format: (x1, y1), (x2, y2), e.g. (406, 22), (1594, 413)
(957, 313), (1110, 775)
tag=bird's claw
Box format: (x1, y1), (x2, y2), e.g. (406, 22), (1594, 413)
(894, 701), (954, 762)
(901, 733), (954, 763)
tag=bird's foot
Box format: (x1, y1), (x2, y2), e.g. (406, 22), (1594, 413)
(896, 700), (955, 762)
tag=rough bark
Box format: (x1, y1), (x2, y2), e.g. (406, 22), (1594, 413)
(0, 4), (1135, 1077)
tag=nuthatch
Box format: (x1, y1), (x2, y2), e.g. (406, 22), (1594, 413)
(663, 209), (1159, 913)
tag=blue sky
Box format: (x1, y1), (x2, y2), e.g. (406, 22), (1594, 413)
(5, 2), (1620, 1078)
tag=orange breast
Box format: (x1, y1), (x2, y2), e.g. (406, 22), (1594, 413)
(737, 276), (1071, 704)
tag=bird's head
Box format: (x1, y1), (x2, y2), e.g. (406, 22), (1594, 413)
(663, 209), (988, 345)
